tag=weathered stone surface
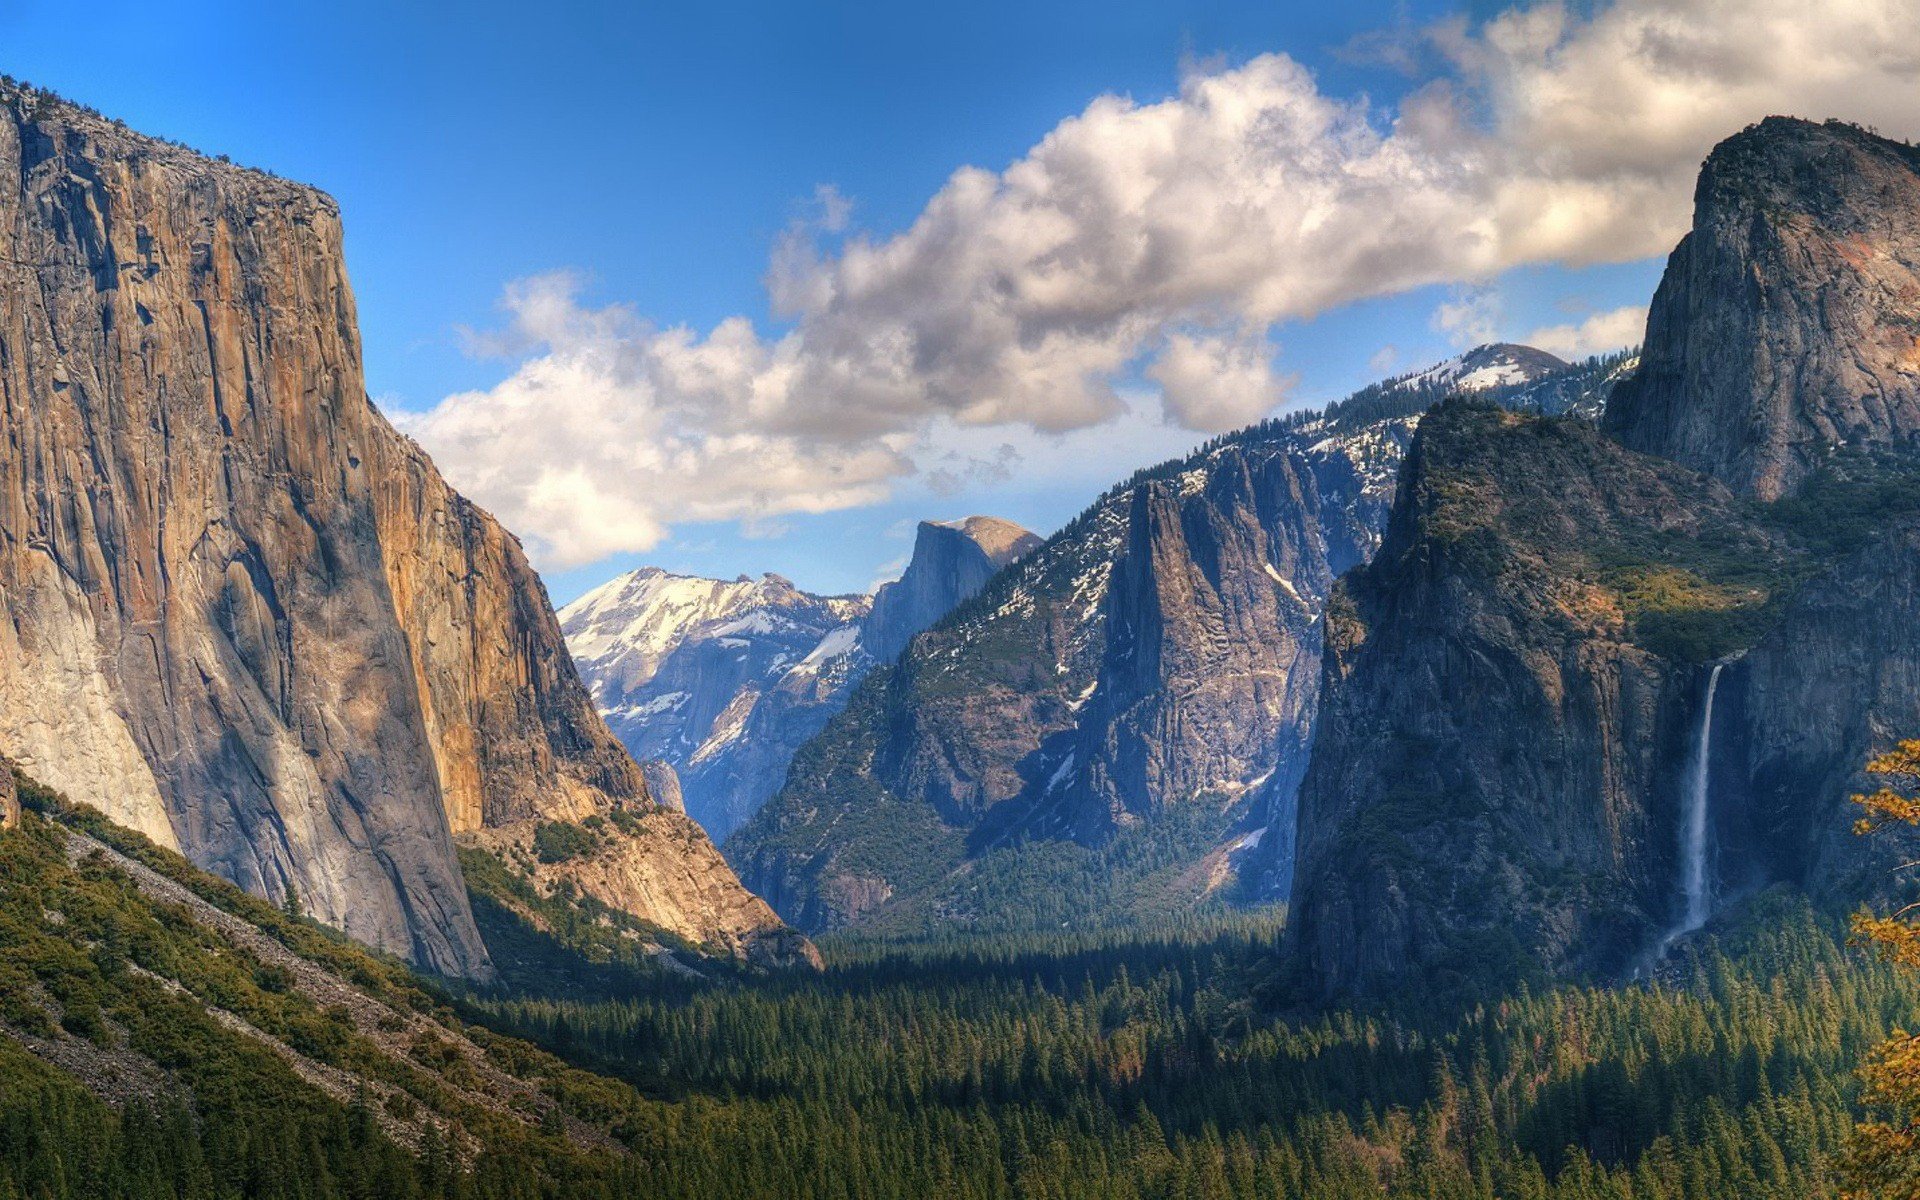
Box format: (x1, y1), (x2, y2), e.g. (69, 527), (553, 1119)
(1723, 522), (1920, 910)
(562, 516), (1037, 841)
(1606, 119), (1920, 499)
(863, 517), (1042, 664)
(0, 757), (17, 831)
(0, 85), (800, 976)
(1285, 405), (1793, 996)
(638, 759), (686, 813)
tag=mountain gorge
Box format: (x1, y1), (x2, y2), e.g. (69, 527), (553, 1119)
(727, 345), (1628, 934)
(561, 515), (1039, 839)
(2, 68), (1919, 1198)
(1291, 117), (1920, 999)
(0, 83), (799, 978)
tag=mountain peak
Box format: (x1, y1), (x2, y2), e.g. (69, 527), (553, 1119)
(865, 517), (1041, 663)
(1395, 344), (1569, 394)
(1604, 117), (1920, 498)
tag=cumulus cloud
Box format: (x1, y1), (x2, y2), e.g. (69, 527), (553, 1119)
(406, 0), (1920, 569)
(1525, 304), (1650, 359)
(394, 273), (909, 568)
(1432, 289), (1503, 348)
(1147, 329), (1294, 432)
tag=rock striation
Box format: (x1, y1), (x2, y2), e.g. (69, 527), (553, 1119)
(561, 516), (1037, 840)
(0, 83), (799, 977)
(1606, 118), (1920, 499)
(730, 349), (1616, 934)
(0, 756), (16, 831)
(1295, 120), (1920, 999)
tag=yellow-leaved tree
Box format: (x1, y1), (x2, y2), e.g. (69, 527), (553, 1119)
(1846, 739), (1920, 1199)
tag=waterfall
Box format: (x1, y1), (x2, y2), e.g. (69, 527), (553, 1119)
(1670, 661), (1726, 943)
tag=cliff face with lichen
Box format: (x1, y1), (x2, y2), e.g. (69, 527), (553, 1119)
(1292, 119), (1920, 1000)
(1605, 118), (1920, 500)
(0, 83), (800, 978)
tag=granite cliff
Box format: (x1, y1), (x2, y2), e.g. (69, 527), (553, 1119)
(729, 348), (1625, 935)
(1606, 118), (1920, 499)
(561, 516), (1037, 840)
(1293, 119), (1920, 998)
(0, 83), (799, 977)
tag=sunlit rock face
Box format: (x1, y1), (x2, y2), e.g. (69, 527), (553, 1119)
(1607, 118), (1920, 500)
(0, 84), (801, 977)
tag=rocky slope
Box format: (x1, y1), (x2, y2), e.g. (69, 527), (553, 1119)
(729, 348), (1628, 935)
(0, 770), (699, 1181)
(1606, 118), (1920, 500)
(1288, 403), (1802, 997)
(0, 83), (798, 977)
(561, 516), (1037, 839)
(1293, 119), (1920, 999)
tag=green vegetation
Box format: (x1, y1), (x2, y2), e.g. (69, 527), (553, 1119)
(458, 843), (708, 997)
(531, 820), (600, 864)
(459, 892), (1895, 1199)
(3, 777), (1915, 1198)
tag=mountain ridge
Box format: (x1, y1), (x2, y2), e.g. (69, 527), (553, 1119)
(729, 345), (1627, 935)
(561, 515), (1038, 839)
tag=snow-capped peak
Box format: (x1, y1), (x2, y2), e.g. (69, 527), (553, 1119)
(1392, 343), (1569, 395)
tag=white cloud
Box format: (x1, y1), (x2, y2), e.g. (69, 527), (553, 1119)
(1524, 304), (1650, 358)
(407, 0), (1920, 570)
(1432, 288), (1503, 348)
(1147, 329), (1293, 432)
(394, 273), (910, 568)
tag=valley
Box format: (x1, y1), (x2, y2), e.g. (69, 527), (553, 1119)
(1, 37), (1919, 1200)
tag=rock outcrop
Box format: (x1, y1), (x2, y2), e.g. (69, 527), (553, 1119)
(863, 517), (1042, 663)
(0, 757), (16, 831)
(1294, 120), (1920, 999)
(0, 83), (799, 976)
(731, 351), (1614, 934)
(639, 758), (687, 813)
(1605, 119), (1920, 499)
(1287, 403), (1799, 997)
(561, 516), (1037, 840)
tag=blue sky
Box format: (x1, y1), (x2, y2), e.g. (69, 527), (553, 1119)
(7, 0), (1898, 602)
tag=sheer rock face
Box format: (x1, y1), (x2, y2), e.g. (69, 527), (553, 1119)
(1, 759), (17, 831)
(1285, 406), (1787, 996)
(1605, 119), (1920, 500)
(1726, 521), (1920, 909)
(863, 518), (1042, 664)
(638, 759), (686, 814)
(729, 426), (1415, 934)
(561, 517), (1037, 841)
(0, 88), (798, 977)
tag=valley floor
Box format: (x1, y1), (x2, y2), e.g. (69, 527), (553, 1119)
(0, 785), (1899, 1199)
(462, 898), (1882, 1199)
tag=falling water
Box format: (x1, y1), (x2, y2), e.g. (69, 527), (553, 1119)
(1673, 661), (1726, 939)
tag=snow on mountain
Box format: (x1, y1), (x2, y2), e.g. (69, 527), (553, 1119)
(560, 520), (1039, 840)
(1391, 343), (1571, 395)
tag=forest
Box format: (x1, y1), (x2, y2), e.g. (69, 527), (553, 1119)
(1, 774), (1907, 1200)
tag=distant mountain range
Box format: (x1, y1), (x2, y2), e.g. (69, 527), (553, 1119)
(722, 343), (1631, 935)
(560, 517), (1040, 839)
